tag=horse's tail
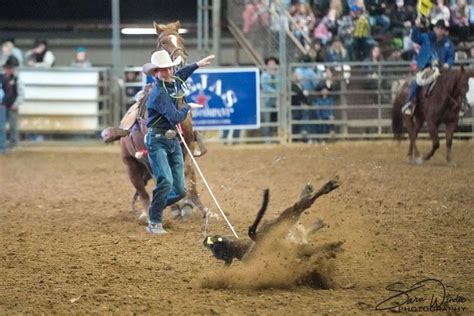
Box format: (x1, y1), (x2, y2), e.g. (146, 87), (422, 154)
(392, 79), (411, 139)
(248, 189), (270, 241)
(101, 127), (130, 143)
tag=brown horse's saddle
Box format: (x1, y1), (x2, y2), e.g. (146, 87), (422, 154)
(120, 100), (142, 130)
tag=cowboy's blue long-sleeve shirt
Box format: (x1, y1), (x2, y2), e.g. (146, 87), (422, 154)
(410, 26), (455, 70)
(147, 63), (199, 129)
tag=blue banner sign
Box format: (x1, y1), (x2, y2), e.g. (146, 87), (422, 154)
(146, 67), (260, 130)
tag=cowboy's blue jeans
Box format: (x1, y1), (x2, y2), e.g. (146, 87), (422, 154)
(6, 108), (19, 147)
(145, 132), (186, 225)
(405, 80), (419, 104)
(0, 105), (6, 153)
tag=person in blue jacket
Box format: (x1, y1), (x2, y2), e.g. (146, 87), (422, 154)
(142, 50), (214, 234)
(402, 18), (455, 115)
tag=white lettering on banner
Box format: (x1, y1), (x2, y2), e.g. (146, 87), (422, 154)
(186, 75), (238, 108)
(200, 74), (208, 90)
(192, 107), (234, 118)
(222, 90), (238, 108)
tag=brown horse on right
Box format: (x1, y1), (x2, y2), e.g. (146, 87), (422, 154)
(392, 67), (473, 166)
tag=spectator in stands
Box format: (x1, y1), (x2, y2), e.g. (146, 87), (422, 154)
(8, 39), (23, 66)
(389, 0), (416, 38)
(325, 37), (349, 62)
(401, 20), (417, 60)
(0, 40), (23, 66)
(314, 83), (335, 135)
(314, 8), (339, 45)
(469, 1), (474, 33)
(366, 0), (390, 35)
(291, 2), (316, 46)
(306, 39), (327, 62)
(338, 11), (356, 60)
(261, 56), (279, 142)
(402, 19), (455, 115)
(387, 48), (403, 61)
(71, 47), (92, 69)
(365, 45), (384, 82)
(331, 0), (345, 16)
(318, 0), (349, 17)
(317, 67), (336, 91)
(352, 5), (371, 61)
(367, 44), (383, 62)
(25, 39), (55, 68)
(430, 0), (451, 26)
(242, 0), (270, 34)
(290, 72), (310, 141)
(450, 0), (470, 46)
(0, 56), (24, 151)
(294, 55), (319, 101)
(125, 70), (142, 98)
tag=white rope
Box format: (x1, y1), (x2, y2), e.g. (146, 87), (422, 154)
(176, 126), (240, 239)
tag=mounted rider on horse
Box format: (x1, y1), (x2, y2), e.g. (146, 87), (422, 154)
(402, 17), (455, 116)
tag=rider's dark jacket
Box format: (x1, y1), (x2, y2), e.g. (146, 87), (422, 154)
(146, 63), (198, 130)
(411, 26), (455, 70)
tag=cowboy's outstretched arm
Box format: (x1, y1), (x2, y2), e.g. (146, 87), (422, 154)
(175, 63), (198, 81)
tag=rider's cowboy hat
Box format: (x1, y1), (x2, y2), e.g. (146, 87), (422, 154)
(433, 19), (449, 29)
(142, 50), (182, 75)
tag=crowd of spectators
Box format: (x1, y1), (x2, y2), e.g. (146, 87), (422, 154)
(0, 38), (96, 149)
(244, 0), (474, 63)
(0, 38), (94, 70)
(253, 0), (474, 141)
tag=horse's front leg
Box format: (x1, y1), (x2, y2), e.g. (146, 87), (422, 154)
(404, 115), (421, 164)
(423, 122), (440, 161)
(405, 116), (414, 160)
(445, 121), (457, 167)
(412, 117), (424, 163)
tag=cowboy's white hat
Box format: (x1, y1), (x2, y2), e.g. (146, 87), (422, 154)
(142, 50), (182, 75)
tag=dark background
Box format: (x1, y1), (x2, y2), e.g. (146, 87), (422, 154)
(0, 0), (198, 30)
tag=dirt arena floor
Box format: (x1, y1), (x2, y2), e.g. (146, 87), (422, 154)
(1, 140), (473, 314)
